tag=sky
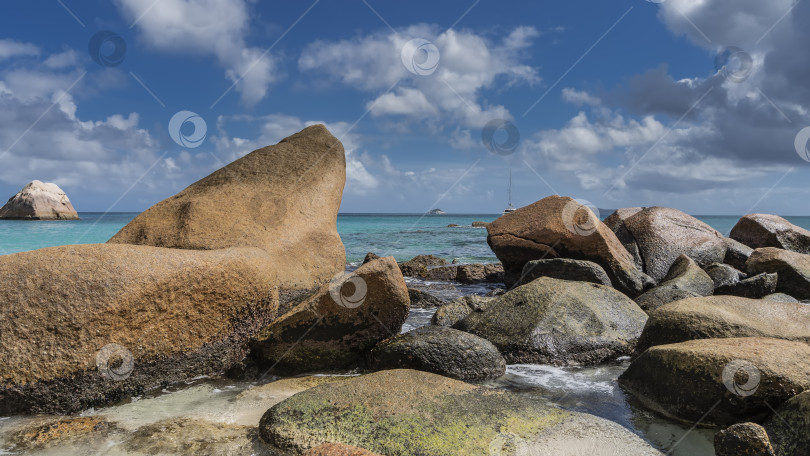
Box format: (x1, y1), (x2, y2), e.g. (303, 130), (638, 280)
(0, 0), (809, 215)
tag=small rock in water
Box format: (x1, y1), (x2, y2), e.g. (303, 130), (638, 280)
(471, 221), (489, 227)
(399, 254), (448, 278)
(0, 180), (79, 220)
(407, 287), (445, 308)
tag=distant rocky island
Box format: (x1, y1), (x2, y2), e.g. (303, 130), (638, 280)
(428, 208), (446, 215)
(0, 180), (79, 220)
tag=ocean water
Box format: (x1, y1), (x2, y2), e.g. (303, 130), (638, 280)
(2, 211), (810, 455)
(4, 212), (809, 259)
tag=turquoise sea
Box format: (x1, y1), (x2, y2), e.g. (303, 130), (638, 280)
(3, 212), (810, 259)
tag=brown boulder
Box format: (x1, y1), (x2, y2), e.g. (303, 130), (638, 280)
(250, 257), (409, 374)
(714, 423), (775, 456)
(108, 124), (346, 291)
(746, 248), (810, 300)
(0, 244), (279, 415)
(606, 206), (728, 282)
(634, 255), (714, 313)
(487, 196), (652, 296)
(730, 214), (810, 254)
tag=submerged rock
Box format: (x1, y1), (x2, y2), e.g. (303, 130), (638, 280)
(746, 248), (810, 300)
(0, 244), (279, 415)
(408, 288), (445, 308)
(620, 337), (810, 425)
(250, 257), (409, 374)
(730, 213), (810, 254)
(455, 277), (647, 365)
(635, 295), (810, 352)
(764, 391), (810, 456)
(487, 196), (652, 296)
(123, 418), (270, 455)
(109, 124), (346, 291)
(634, 255), (714, 313)
(714, 423), (775, 456)
(368, 326), (506, 380)
(515, 258), (612, 288)
(259, 369), (663, 455)
(605, 206), (728, 282)
(0, 180), (79, 220)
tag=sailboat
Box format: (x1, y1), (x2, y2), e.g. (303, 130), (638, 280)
(503, 169), (517, 215)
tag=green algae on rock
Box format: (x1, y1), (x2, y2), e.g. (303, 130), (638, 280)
(259, 369), (663, 455)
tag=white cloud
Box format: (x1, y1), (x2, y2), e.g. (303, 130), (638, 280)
(114, 0), (277, 105)
(299, 24), (540, 134)
(0, 39), (39, 61)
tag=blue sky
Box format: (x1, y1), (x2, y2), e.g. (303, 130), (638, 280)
(1, 0), (808, 215)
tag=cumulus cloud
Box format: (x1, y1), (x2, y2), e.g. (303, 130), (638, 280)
(524, 0), (810, 206)
(0, 39), (39, 61)
(299, 24), (540, 135)
(114, 0), (277, 105)
(0, 46), (213, 209)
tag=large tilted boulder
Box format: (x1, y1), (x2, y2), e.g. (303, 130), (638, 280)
(0, 244), (279, 415)
(619, 337), (810, 425)
(250, 257), (410, 374)
(0, 125), (352, 415)
(109, 124), (346, 291)
(764, 391), (810, 456)
(634, 255), (714, 313)
(635, 295), (810, 352)
(455, 277), (648, 365)
(368, 326), (506, 380)
(0, 180), (79, 220)
(605, 206), (728, 282)
(259, 369), (663, 455)
(487, 196), (653, 296)
(730, 214), (810, 254)
(746, 248), (810, 300)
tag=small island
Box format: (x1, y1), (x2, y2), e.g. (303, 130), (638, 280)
(428, 208), (446, 215)
(0, 180), (80, 220)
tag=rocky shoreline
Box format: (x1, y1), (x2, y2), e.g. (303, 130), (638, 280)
(1, 125), (809, 455)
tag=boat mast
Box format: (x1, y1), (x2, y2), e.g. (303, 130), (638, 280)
(507, 168), (513, 209)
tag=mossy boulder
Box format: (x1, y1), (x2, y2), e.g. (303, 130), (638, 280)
(430, 295), (492, 327)
(635, 295), (810, 352)
(368, 326), (505, 380)
(455, 277), (647, 365)
(746, 248), (810, 300)
(515, 258), (612, 288)
(714, 422), (775, 456)
(250, 257), (409, 374)
(259, 369), (663, 455)
(619, 337), (810, 426)
(764, 391), (810, 456)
